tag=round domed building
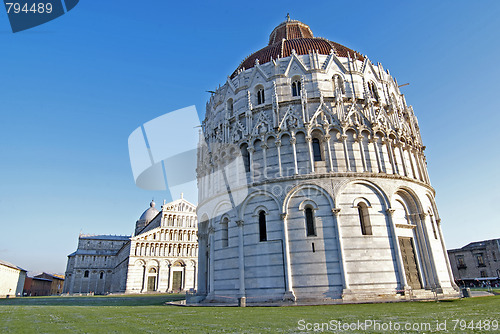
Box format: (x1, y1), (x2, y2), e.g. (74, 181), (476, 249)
(196, 18), (459, 303)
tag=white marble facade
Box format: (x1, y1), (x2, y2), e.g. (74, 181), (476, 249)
(64, 197), (198, 294)
(196, 19), (459, 303)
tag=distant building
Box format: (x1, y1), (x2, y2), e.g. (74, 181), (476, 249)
(34, 273), (65, 295)
(23, 276), (52, 296)
(0, 259), (26, 298)
(448, 239), (500, 286)
(64, 197), (198, 294)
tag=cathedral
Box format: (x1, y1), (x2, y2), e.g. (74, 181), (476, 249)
(63, 197), (198, 294)
(195, 18), (459, 303)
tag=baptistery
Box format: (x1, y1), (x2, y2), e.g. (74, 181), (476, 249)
(195, 18), (459, 303)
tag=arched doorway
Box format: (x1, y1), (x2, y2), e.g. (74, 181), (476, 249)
(147, 267), (158, 292)
(171, 261), (185, 292)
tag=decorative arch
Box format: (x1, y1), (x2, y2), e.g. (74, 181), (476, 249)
(255, 84), (265, 105)
(298, 199), (319, 211)
(334, 179), (390, 210)
(332, 73), (346, 94)
(173, 260), (186, 267)
(283, 183), (334, 214)
(147, 259), (160, 267)
(352, 197), (372, 208)
(425, 193), (439, 220)
(291, 75), (302, 97)
(211, 200), (233, 223)
(134, 259), (146, 267)
(238, 189), (281, 220)
(391, 186), (424, 214)
(253, 205), (269, 216)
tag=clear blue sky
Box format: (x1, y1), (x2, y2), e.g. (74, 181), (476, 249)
(0, 1), (499, 275)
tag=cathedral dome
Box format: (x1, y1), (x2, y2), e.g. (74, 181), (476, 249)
(231, 18), (364, 78)
(139, 200), (159, 223)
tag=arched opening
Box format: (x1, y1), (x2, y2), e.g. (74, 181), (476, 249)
(240, 143), (251, 173)
(312, 138), (322, 161)
(368, 82), (379, 102)
(305, 206), (316, 236)
(172, 261), (185, 292)
(221, 217), (229, 247)
(256, 87), (265, 104)
(291, 80), (301, 97)
(357, 202), (372, 235)
(333, 75), (345, 94)
(259, 210), (267, 242)
(227, 99), (234, 116)
(147, 267), (157, 292)
(84, 270), (89, 278)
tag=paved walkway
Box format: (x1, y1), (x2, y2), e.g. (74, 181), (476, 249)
(470, 290), (495, 297)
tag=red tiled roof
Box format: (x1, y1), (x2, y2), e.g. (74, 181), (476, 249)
(231, 20), (364, 79)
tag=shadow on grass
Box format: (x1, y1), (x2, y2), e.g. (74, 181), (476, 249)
(0, 294), (185, 306)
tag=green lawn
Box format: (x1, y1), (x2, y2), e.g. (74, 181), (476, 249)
(0, 294), (499, 333)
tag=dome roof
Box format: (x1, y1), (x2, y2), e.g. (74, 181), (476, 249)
(139, 200), (159, 223)
(231, 19), (364, 78)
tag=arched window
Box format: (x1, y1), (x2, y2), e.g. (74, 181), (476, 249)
(241, 144), (251, 173)
(305, 207), (316, 236)
(358, 202), (372, 235)
(227, 99), (234, 116)
(291, 80), (301, 97)
(259, 211), (267, 242)
(221, 217), (229, 247)
(312, 138), (322, 161)
(99, 271), (104, 279)
(368, 82), (379, 102)
(84, 270), (89, 278)
(333, 75), (345, 94)
(257, 88), (265, 104)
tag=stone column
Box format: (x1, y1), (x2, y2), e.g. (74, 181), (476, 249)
(397, 143), (408, 176)
(141, 265), (146, 292)
(324, 135), (334, 172)
(280, 213), (296, 301)
(182, 265), (186, 290)
(332, 208), (349, 290)
(406, 145), (417, 179)
(408, 213), (430, 287)
(193, 263), (197, 291)
(386, 209), (408, 289)
(156, 264), (160, 291)
(236, 220), (246, 298)
(261, 142), (268, 178)
(340, 134), (350, 172)
(370, 137), (383, 173)
(421, 155), (431, 184)
(208, 226), (215, 294)
(248, 146), (255, 182)
(196, 232), (208, 295)
(306, 136), (315, 173)
(385, 139), (398, 174)
(276, 140), (283, 177)
(419, 213), (439, 288)
(435, 218), (458, 289)
(290, 136), (299, 175)
(357, 135), (367, 172)
(167, 263), (172, 292)
(412, 149), (424, 182)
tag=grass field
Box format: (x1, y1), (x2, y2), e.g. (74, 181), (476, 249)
(0, 294), (499, 333)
